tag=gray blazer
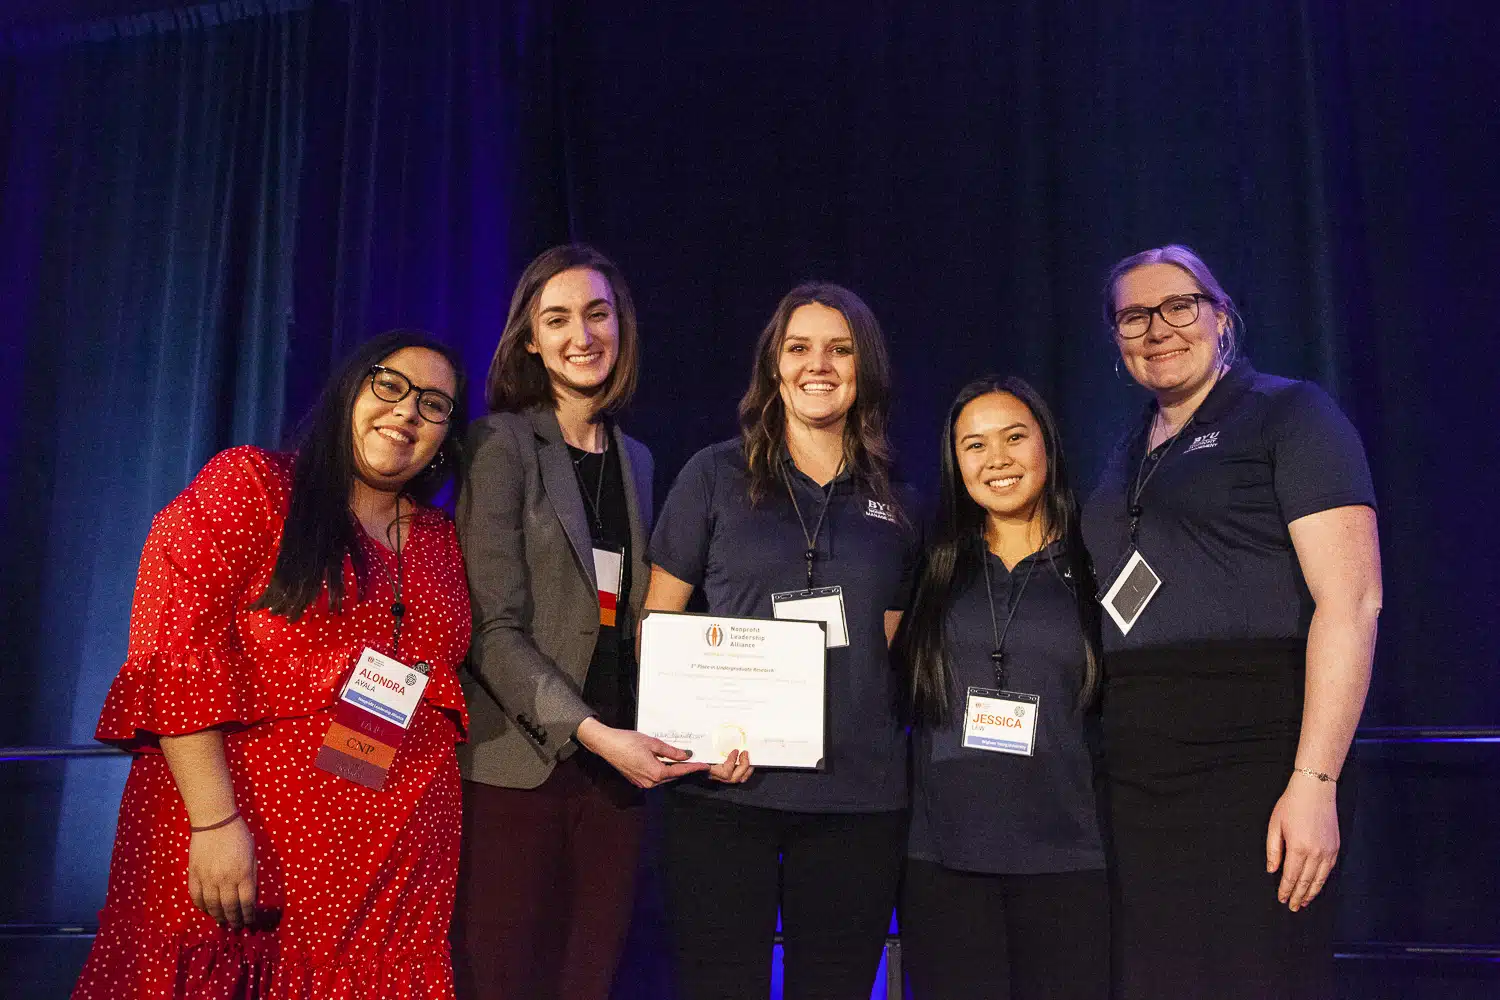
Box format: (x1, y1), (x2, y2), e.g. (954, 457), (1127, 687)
(456, 405), (653, 789)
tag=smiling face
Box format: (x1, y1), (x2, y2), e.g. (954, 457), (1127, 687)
(777, 302), (858, 432)
(1112, 262), (1228, 401)
(954, 391), (1048, 526)
(526, 267), (619, 399)
(350, 346), (456, 493)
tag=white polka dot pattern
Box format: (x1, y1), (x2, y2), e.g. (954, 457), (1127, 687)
(73, 446), (473, 999)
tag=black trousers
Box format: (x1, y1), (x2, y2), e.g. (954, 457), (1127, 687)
(900, 860), (1110, 1000)
(662, 791), (906, 1000)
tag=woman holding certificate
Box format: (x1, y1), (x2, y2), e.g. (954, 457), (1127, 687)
(895, 376), (1108, 1000)
(74, 330), (472, 998)
(1083, 245), (1381, 999)
(645, 283), (920, 1000)
(454, 245), (707, 1000)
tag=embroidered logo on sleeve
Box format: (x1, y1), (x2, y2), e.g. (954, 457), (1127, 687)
(1183, 431), (1221, 454)
(865, 499), (899, 524)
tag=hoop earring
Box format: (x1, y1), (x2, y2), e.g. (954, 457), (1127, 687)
(1113, 357), (1124, 380)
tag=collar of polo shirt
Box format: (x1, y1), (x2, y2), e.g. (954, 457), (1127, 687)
(1136, 360), (1258, 434)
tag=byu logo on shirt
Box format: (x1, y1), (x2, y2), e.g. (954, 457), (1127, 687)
(865, 499), (899, 524)
(1183, 431), (1221, 454)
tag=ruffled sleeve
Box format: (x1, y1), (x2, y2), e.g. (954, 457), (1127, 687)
(96, 446), (286, 750)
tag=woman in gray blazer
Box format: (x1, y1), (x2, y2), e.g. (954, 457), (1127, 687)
(452, 245), (708, 1000)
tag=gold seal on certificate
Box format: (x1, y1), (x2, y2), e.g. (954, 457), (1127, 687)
(636, 611), (827, 769)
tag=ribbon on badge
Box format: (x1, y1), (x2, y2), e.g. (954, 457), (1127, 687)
(315, 647), (430, 790)
(594, 546), (623, 627)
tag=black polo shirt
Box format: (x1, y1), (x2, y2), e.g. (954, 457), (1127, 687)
(1082, 363), (1376, 653)
(907, 542), (1106, 874)
(648, 439), (920, 814)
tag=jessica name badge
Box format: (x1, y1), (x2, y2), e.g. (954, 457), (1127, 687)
(962, 688), (1040, 756)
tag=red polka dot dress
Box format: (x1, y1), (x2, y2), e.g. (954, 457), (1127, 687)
(73, 446), (472, 999)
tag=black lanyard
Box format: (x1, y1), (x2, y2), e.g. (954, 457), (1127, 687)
(1128, 368), (1227, 543)
(1127, 413), (1191, 545)
(783, 466), (839, 589)
(364, 498), (409, 656)
(981, 545), (1040, 690)
(571, 431), (610, 538)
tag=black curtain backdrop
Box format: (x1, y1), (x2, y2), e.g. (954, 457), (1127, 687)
(1, 1), (1497, 996)
(0, 3), (309, 970)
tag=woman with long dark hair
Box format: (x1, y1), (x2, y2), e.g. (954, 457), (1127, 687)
(645, 282), (920, 1000)
(1084, 245), (1380, 999)
(453, 245), (706, 1000)
(895, 376), (1107, 1000)
(75, 330), (473, 998)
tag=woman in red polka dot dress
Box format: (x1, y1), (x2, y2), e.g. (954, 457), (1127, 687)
(73, 330), (474, 999)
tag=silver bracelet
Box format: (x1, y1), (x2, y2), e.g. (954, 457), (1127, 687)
(1294, 766), (1336, 783)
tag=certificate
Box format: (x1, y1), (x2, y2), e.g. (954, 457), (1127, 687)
(636, 611), (826, 769)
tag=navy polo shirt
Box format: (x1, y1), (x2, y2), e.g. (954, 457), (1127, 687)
(907, 543), (1105, 874)
(649, 439), (920, 813)
(1082, 363), (1376, 653)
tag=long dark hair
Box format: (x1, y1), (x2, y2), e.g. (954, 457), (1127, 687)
(252, 329), (469, 619)
(737, 282), (895, 508)
(485, 244), (640, 415)
(895, 376), (1100, 725)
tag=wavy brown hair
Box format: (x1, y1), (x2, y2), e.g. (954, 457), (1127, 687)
(485, 244), (640, 414)
(736, 282), (896, 508)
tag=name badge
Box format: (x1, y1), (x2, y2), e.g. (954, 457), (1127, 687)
(1099, 548), (1162, 636)
(594, 545), (623, 627)
(962, 687), (1039, 756)
(771, 585), (849, 649)
(315, 647), (431, 790)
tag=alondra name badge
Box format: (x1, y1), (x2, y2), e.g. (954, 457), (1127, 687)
(314, 647), (430, 790)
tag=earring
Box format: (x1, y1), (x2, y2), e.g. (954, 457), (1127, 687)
(427, 451), (446, 472)
(1113, 358), (1124, 380)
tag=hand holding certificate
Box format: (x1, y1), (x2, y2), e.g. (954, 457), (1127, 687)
(636, 612), (827, 769)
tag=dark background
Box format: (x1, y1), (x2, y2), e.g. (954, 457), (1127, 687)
(2, 1), (1497, 996)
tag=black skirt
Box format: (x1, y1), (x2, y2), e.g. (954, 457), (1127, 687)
(1101, 639), (1350, 1000)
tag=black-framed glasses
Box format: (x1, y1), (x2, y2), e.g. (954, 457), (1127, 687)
(1112, 293), (1218, 339)
(367, 365), (456, 424)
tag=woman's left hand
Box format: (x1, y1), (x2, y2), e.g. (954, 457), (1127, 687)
(1266, 773), (1341, 912)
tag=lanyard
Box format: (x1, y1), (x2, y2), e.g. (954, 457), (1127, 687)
(980, 545), (1039, 689)
(571, 430), (610, 537)
(364, 498), (409, 656)
(1128, 367), (1227, 543)
(783, 465), (839, 589)
(1127, 412), (1191, 544)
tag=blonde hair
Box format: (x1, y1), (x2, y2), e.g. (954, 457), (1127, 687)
(1104, 244), (1243, 368)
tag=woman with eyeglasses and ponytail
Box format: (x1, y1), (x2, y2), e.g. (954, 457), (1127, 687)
(894, 376), (1108, 1000)
(75, 330), (473, 999)
(1084, 245), (1381, 999)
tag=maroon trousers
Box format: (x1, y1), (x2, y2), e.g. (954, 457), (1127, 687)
(453, 757), (645, 1000)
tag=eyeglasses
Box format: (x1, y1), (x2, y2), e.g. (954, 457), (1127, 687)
(367, 365), (456, 424)
(1112, 293), (1218, 339)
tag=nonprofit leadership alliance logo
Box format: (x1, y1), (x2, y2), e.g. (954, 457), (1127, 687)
(705, 624), (725, 647)
(1183, 430), (1221, 454)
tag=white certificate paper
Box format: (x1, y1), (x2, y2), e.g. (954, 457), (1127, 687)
(636, 612), (827, 769)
